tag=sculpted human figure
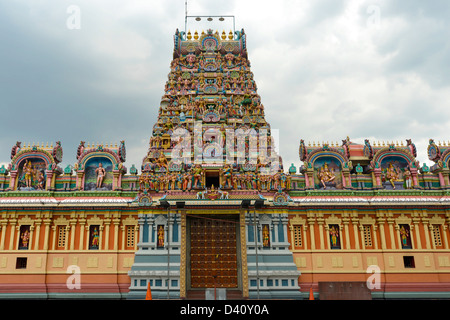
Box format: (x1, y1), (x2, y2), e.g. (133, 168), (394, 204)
(155, 153), (168, 171)
(221, 164), (232, 188)
(139, 173), (146, 191)
(318, 163), (335, 189)
(36, 170), (45, 190)
(385, 163), (400, 189)
(21, 229), (30, 248)
(192, 164), (204, 188)
(23, 160), (33, 188)
(95, 163), (106, 188)
(404, 167), (412, 189)
(157, 225), (165, 247)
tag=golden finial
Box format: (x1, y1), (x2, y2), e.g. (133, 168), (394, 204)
(228, 30), (233, 40)
(187, 30), (192, 40)
(194, 31), (199, 40)
(221, 30), (226, 40)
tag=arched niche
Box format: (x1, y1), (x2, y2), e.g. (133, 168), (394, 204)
(82, 156), (114, 191)
(10, 148), (60, 191)
(16, 156), (48, 191)
(306, 150), (352, 190)
(371, 148), (418, 189)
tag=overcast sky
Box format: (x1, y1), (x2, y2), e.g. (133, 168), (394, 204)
(1, 0), (449, 173)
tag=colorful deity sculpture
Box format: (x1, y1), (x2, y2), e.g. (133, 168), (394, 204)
(318, 163), (336, 189)
(385, 163), (400, 189)
(95, 163), (106, 188)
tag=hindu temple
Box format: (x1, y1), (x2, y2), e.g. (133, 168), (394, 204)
(1, 25), (450, 300)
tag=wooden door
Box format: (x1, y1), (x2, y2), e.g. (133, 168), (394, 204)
(190, 216), (238, 288)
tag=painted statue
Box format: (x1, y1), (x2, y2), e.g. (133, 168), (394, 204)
(318, 163), (336, 189)
(263, 225), (270, 248)
(95, 163), (106, 188)
(399, 225), (411, 248)
(221, 164), (232, 188)
(385, 163), (400, 189)
(20, 228), (30, 249)
(36, 170), (45, 190)
(192, 164), (204, 188)
(329, 225), (340, 248)
(157, 225), (164, 247)
(23, 160), (33, 188)
(91, 227), (99, 248)
(404, 168), (412, 189)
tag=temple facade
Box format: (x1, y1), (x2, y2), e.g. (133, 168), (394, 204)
(1, 27), (450, 300)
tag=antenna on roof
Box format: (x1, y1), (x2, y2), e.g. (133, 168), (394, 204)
(185, 0), (188, 32)
(185, 15), (235, 35)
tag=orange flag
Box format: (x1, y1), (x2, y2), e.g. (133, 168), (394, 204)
(145, 282), (152, 300)
(309, 287), (314, 300)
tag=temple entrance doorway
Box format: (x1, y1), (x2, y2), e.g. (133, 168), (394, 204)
(205, 170), (220, 189)
(187, 214), (240, 292)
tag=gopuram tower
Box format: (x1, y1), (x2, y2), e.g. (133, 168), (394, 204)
(127, 27), (301, 300)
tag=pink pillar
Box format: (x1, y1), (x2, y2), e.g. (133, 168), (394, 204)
(374, 168), (382, 187)
(341, 172), (346, 187)
(45, 171), (53, 191)
(9, 171), (18, 190)
(410, 168), (419, 187)
(438, 172), (445, 187)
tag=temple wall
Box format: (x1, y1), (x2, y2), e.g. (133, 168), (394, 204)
(0, 208), (138, 299)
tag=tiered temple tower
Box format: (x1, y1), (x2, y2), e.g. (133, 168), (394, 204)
(140, 28), (286, 195)
(127, 28), (301, 299)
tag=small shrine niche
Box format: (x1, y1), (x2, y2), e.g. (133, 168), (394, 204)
(369, 145), (419, 190)
(75, 141), (127, 191)
(262, 224), (270, 248)
(18, 225), (31, 250)
(157, 225), (165, 248)
(328, 224), (341, 249)
(8, 141), (63, 191)
(314, 158), (342, 190)
(399, 224), (412, 249)
(89, 225), (100, 250)
(161, 134), (171, 149)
